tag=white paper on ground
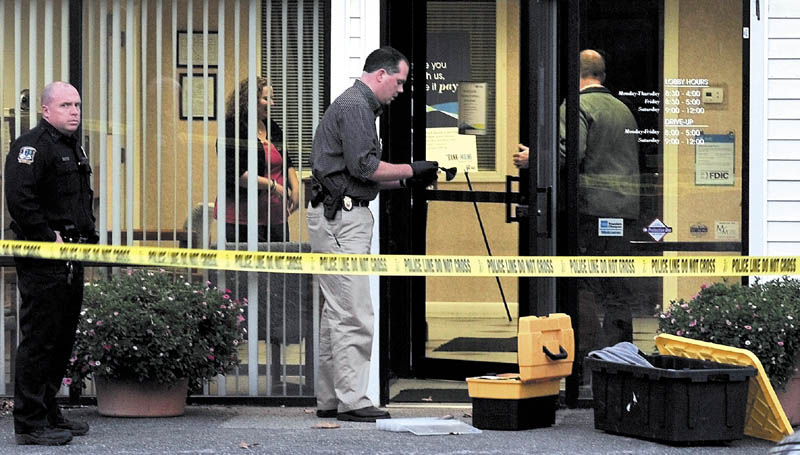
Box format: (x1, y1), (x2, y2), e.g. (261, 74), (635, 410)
(376, 417), (481, 435)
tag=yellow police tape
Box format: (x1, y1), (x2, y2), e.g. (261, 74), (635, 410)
(0, 239), (796, 277)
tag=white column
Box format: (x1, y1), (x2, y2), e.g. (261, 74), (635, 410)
(330, 0), (381, 407)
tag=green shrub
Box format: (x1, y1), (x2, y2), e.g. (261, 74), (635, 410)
(658, 278), (800, 390)
(68, 269), (246, 390)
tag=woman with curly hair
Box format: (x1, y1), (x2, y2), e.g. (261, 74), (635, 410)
(215, 77), (300, 242)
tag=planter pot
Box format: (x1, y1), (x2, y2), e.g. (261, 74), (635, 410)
(777, 371), (800, 426)
(95, 376), (189, 417)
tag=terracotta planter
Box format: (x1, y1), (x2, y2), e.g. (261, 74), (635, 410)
(95, 376), (189, 417)
(777, 372), (800, 426)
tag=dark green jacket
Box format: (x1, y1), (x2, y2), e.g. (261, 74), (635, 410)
(559, 86), (640, 220)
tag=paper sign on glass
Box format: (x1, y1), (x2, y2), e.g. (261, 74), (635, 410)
(458, 82), (487, 136)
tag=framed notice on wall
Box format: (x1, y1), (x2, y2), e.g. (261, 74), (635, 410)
(177, 31), (219, 68)
(695, 133), (735, 186)
(179, 73), (217, 120)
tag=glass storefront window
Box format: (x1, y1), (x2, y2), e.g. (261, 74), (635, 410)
(416, 0), (747, 385)
(0, 0), (328, 398)
(571, 0), (745, 396)
(425, 1), (497, 173)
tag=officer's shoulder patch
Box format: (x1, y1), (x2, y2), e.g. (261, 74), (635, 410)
(17, 146), (36, 165)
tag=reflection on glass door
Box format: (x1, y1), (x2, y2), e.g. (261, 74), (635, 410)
(571, 0), (745, 397)
(423, 1), (521, 369)
(568, 0), (662, 390)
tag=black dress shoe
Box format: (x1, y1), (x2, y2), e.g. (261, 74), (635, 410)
(337, 406), (391, 422)
(49, 416), (89, 436)
(15, 426), (73, 445)
(316, 408), (337, 418)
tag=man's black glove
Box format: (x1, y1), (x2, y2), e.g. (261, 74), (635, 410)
(410, 160), (439, 180)
(403, 161), (439, 189)
(404, 175), (436, 189)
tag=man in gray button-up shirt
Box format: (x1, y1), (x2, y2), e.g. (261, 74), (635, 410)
(307, 46), (438, 422)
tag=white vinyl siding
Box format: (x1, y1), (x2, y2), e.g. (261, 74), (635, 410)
(768, 139), (800, 159)
(765, 0), (800, 256)
(768, 201), (800, 220)
(767, 159), (800, 180)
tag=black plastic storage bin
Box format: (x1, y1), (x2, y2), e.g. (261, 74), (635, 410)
(585, 354), (756, 444)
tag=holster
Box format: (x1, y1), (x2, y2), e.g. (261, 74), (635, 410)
(311, 175), (344, 220)
(51, 222), (99, 244)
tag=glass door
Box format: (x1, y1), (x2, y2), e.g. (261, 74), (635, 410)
(398, 0), (560, 382)
(389, 0), (747, 400)
(567, 0), (747, 400)
(417, 0), (524, 378)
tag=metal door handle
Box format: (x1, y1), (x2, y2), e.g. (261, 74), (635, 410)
(506, 176), (553, 239)
(505, 175), (522, 223)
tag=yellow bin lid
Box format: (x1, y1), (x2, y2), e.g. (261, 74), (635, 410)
(656, 334), (792, 442)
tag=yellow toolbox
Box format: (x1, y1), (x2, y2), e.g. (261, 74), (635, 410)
(466, 374), (560, 400)
(466, 313), (574, 430)
(517, 313), (575, 382)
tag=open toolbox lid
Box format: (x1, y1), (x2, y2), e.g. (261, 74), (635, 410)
(656, 334), (793, 442)
(517, 313), (574, 382)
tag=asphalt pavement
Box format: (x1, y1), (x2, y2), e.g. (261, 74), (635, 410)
(0, 403), (780, 454)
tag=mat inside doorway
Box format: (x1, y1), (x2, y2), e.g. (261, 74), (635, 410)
(390, 388), (470, 403)
(433, 337), (517, 352)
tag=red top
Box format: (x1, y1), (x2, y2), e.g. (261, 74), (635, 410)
(215, 141), (286, 225)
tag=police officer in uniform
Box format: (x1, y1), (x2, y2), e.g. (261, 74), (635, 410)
(5, 81), (96, 445)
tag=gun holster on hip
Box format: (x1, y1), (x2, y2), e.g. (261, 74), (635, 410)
(311, 176), (343, 220)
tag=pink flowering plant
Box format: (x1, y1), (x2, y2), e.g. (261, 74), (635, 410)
(68, 268), (246, 390)
(658, 278), (800, 390)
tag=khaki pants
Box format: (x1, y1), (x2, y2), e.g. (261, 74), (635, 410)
(306, 204), (375, 412)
